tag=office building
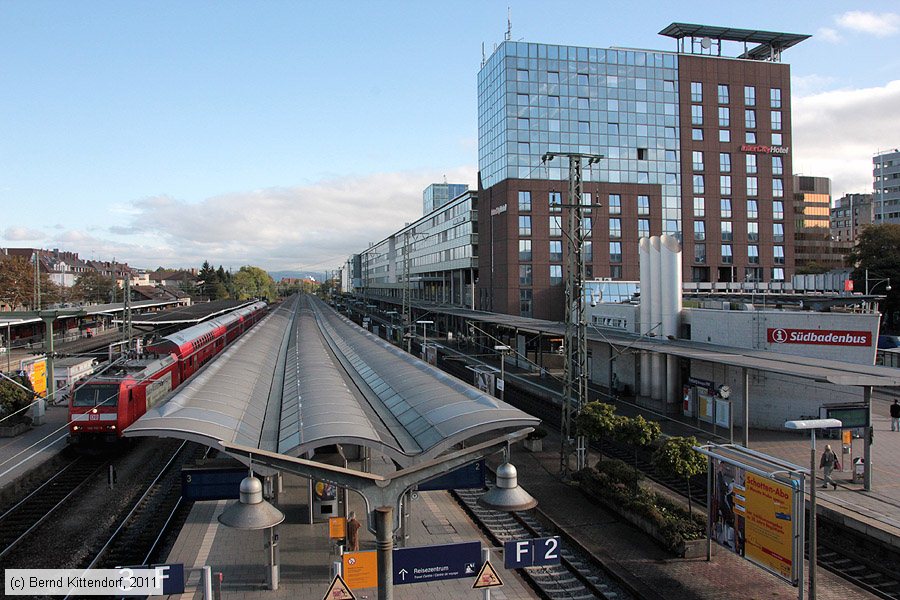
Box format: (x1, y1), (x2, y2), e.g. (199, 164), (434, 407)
(792, 175), (843, 271)
(830, 193), (874, 244)
(423, 182), (469, 214)
(874, 149), (900, 224)
(477, 23), (808, 320)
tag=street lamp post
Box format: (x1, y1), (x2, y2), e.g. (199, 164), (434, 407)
(416, 320), (433, 358)
(494, 345), (511, 402)
(784, 418), (843, 600)
(864, 269), (892, 295)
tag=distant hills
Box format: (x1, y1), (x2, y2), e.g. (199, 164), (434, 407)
(268, 270), (326, 282)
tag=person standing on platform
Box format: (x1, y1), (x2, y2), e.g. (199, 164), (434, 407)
(819, 444), (838, 490)
(890, 399), (900, 432)
(346, 511), (361, 552)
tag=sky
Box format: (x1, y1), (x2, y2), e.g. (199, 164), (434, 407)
(2, 1), (900, 274)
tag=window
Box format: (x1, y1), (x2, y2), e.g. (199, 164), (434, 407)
(691, 81), (702, 102)
(718, 84), (730, 104)
(771, 132), (783, 146)
(719, 153), (731, 173)
(692, 128), (704, 141)
(549, 95), (560, 108)
(722, 244), (733, 264)
(747, 222), (759, 242)
(718, 106), (730, 127)
(517, 117), (529, 130)
(638, 219), (650, 238)
(518, 142), (530, 155)
(637, 147), (649, 160)
(549, 191), (562, 212)
(550, 240), (562, 261)
(721, 198), (732, 218)
(582, 217), (592, 234)
(748, 245), (759, 264)
(519, 215), (531, 236)
(772, 179), (784, 198)
(693, 175), (705, 194)
(550, 265), (563, 285)
(744, 85), (756, 106)
(608, 194), (621, 214)
(694, 243), (706, 264)
(693, 151), (704, 171)
(519, 265), (532, 286)
(771, 111), (782, 130)
(518, 93), (529, 105)
(745, 131), (757, 144)
(746, 154), (757, 174)
(578, 121), (590, 133)
(719, 129), (731, 142)
(747, 176), (758, 197)
(747, 199), (758, 219)
(519, 240), (532, 261)
(548, 71), (560, 84)
(581, 192), (592, 206)
(773, 201), (784, 220)
(578, 97), (589, 109)
(517, 69), (529, 81)
(773, 223), (784, 242)
(745, 109), (756, 129)
(721, 221), (733, 241)
(772, 156), (783, 175)
(770, 88), (782, 108)
(609, 218), (622, 238)
(637, 195), (650, 215)
(664, 80), (676, 92)
(772, 267), (785, 282)
(583, 240), (593, 261)
(518, 191), (531, 212)
(693, 197), (705, 217)
(610, 265), (623, 279)
(692, 105), (703, 125)
(577, 73), (589, 85)
(609, 242), (622, 262)
(694, 220), (706, 240)
(720, 175), (732, 195)
(549, 216), (562, 236)
(774, 246), (785, 264)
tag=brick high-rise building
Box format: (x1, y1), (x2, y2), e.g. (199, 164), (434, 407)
(477, 23), (808, 320)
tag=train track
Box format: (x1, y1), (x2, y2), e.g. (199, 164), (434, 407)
(0, 454), (110, 560)
(436, 347), (900, 599)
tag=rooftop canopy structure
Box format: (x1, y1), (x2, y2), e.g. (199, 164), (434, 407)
(658, 22), (811, 61)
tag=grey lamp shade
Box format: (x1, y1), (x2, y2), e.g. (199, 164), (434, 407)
(218, 476), (285, 530)
(477, 462), (537, 512)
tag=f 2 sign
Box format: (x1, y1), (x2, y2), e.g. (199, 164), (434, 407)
(503, 536), (561, 569)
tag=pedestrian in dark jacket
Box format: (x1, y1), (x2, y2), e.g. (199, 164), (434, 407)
(890, 399), (900, 432)
(819, 444), (838, 490)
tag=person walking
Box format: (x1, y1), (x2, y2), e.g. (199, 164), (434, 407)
(819, 444), (838, 490)
(346, 511), (361, 552)
(891, 399), (900, 432)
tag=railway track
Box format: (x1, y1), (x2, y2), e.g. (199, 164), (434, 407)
(0, 454), (110, 560)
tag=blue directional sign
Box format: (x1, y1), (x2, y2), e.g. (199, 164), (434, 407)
(504, 537), (561, 569)
(393, 541), (481, 585)
(417, 460), (485, 491)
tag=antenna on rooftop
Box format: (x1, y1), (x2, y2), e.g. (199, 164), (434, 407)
(505, 7), (511, 41)
(481, 42), (486, 67)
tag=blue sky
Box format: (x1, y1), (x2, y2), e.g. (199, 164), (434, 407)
(2, 1), (900, 272)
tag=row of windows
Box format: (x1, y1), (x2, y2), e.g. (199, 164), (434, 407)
(693, 221), (785, 241)
(690, 106), (782, 130)
(517, 191), (650, 214)
(692, 83), (782, 108)
(693, 198), (784, 220)
(693, 244), (785, 265)
(691, 175), (784, 197)
(692, 152), (783, 175)
(691, 128), (784, 145)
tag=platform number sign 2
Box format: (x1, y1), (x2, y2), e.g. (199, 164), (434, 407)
(503, 536), (561, 569)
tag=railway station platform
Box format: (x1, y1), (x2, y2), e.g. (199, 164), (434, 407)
(0, 401), (69, 491)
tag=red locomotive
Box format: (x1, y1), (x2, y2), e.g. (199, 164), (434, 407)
(69, 302), (267, 443)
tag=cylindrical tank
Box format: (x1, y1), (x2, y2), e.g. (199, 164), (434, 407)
(639, 238), (652, 397)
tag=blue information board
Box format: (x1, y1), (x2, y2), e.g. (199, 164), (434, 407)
(181, 467), (245, 501)
(417, 460), (485, 491)
(504, 537), (561, 569)
(393, 541), (481, 585)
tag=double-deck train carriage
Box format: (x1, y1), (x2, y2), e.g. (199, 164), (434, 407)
(69, 355), (179, 442)
(68, 301), (267, 443)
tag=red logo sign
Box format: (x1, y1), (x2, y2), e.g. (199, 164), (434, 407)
(740, 144), (790, 154)
(766, 328), (871, 346)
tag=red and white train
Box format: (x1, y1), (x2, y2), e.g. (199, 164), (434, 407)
(69, 301), (267, 443)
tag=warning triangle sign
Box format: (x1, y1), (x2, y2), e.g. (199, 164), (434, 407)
(472, 560), (504, 589)
(322, 574), (356, 600)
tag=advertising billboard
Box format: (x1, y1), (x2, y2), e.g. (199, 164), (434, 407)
(708, 455), (801, 585)
(20, 356), (47, 398)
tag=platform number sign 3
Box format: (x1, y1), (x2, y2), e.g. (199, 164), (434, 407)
(504, 536), (561, 569)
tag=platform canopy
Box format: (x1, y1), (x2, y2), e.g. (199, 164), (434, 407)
(126, 295), (539, 467)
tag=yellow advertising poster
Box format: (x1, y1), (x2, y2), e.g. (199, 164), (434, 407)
(342, 551), (377, 590)
(21, 357), (47, 398)
(743, 473), (794, 580)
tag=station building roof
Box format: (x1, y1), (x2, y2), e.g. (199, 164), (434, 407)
(128, 299), (254, 325)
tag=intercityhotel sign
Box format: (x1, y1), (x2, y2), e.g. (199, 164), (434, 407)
(767, 328), (872, 346)
(740, 144), (790, 154)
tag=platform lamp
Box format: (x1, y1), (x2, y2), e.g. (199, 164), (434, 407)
(219, 471), (285, 591)
(494, 345), (512, 402)
(784, 418), (842, 600)
(477, 443), (538, 513)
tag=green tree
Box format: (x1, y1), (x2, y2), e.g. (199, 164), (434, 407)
(0, 374), (34, 420)
(847, 224), (900, 331)
(198, 261), (217, 300)
(0, 255), (55, 310)
(653, 436), (707, 515)
(615, 414), (662, 490)
(576, 401), (623, 464)
(232, 266), (276, 301)
(71, 271), (115, 305)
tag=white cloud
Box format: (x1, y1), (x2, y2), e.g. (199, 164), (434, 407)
(793, 80), (900, 197)
(835, 11), (900, 37)
(816, 27), (842, 44)
(791, 73), (839, 97)
(48, 167), (477, 272)
(3, 227), (45, 241)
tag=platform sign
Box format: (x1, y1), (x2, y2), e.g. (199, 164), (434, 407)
(393, 541), (480, 585)
(180, 467), (244, 501)
(472, 561), (503, 589)
(820, 403), (869, 428)
(342, 551), (377, 589)
(504, 536), (561, 569)
(329, 516), (347, 539)
(417, 460), (485, 491)
(121, 563), (185, 595)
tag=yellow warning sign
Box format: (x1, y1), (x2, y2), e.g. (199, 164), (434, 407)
(342, 550), (377, 589)
(329, 516), (347, 539)
(472, 560), (504, 589)
(322, 574), (356, 600)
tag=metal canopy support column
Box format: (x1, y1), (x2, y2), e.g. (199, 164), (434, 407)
(376, 506), (393, 600)
(864, 385), (873, 491)
(743, 368), (750, 447)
